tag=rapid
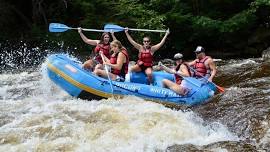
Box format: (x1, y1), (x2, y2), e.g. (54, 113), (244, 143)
(0, 41), (269, 151)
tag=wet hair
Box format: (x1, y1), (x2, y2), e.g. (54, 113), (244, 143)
(110, 40), (123, 50)
(99, 32), (110, 44)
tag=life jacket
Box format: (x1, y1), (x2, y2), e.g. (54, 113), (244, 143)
(94, 43), (110, 63)
(137, 47), (153, 67)
(174, 63), (191, 84)
(110, 48), (129, 78)
(194, 56), (210, 77)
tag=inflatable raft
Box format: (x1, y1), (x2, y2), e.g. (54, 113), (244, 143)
(46, 54), (216, 106)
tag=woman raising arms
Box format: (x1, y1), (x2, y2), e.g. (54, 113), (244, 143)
(125, 28), (170, 84)
(78, 28), (117, 71)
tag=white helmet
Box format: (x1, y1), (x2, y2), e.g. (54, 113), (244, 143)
(173, 53), (183, 60)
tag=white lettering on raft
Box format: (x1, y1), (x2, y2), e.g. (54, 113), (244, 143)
(114, 83), (141, 91)
(150, 88), (178, 96)
(114, 83), (179, 96)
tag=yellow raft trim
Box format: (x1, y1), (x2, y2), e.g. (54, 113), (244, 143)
(48, 63), (114, 98)
(47, 63), (181, 106)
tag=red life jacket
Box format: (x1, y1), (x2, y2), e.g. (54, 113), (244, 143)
(137, 47), (153, 67)
(110, 48), (129, 78)
(194, 56), (210, 77)
(94, 43), (110, 63)
(174, 63), (191, 84)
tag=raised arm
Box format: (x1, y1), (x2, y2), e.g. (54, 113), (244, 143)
(110, 31), (117, 41)
(125, 29), (142, 50)
(151, 29), (170, 53)
(78, 27), (99, 46)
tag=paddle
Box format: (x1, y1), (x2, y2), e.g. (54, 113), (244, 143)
(158, 62), (201, 88)
(104, 24), (167, 33)
(49, 23), (105, 33)
(189, 67), (225, 93)
(100, 53), (114, 97)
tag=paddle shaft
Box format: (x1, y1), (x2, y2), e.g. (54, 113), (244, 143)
(159, 62), (201, 87)
(100, 54), (114, 96)
(81, 28), (105, 32)
(189, 66), (225, 92)
(128, 28), (166, 33)
(104, 24), (167, 33)
(55, 26), (105, 32)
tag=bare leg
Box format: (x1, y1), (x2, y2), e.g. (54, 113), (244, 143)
(162, 79), (188, 95)
(82, 59), (95, 71)
(94, 69), (117, 80)
(94, 64), (104, 71)
(145, 67), (153, 85)
(93, 64), (104, 75)
(130, 64), (142, 72)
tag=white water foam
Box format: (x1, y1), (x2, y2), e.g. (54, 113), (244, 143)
(0, 58), (239, 152)
(0, 95), (238, 152)
(228, 59), (258, 68)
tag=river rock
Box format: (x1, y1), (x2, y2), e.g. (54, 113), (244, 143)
(166, 141), (257, 152)
(262, 47), (270, 60)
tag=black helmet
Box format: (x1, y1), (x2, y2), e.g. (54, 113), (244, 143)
(194, 46), (205, 53)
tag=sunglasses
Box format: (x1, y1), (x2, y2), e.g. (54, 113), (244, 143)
(195, 51), (202, 54)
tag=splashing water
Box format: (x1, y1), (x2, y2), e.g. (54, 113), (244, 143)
(0, 49), (238, 152)
(1, 42), (270, 151)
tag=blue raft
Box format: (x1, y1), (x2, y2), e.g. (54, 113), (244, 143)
(47, 54), (217, 106)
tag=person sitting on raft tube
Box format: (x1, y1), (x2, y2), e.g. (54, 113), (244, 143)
(160, 53), (191, 95)
(188, 46), (217, 82)
(125, 28), (170, 85)
(78, 27), (117, 71)
(94, 40), (129, 82)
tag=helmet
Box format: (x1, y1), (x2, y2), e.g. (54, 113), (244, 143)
(173, 53), (183, 60)
(194, 46), (205, 53)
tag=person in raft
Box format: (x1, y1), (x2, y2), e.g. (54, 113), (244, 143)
(78, 27), (117, 71)
(94, 40), (129, 82)
(188, 46), (217, 82)
(160, 53), (191, 95)
(124, 28), (170, 85)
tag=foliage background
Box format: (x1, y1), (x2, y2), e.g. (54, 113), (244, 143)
(0, 0), (270, 59)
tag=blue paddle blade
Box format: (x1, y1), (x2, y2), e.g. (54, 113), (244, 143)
(49, 23), (70, 32)
(104, 24), (124, 32)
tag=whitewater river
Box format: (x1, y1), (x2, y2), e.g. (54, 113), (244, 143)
(0, 42), (269, 151)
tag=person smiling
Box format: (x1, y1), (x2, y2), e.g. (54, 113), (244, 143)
(125, 28), (170, 85)
(78, 27), (117, 71)
(94, 40), (129, 81)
